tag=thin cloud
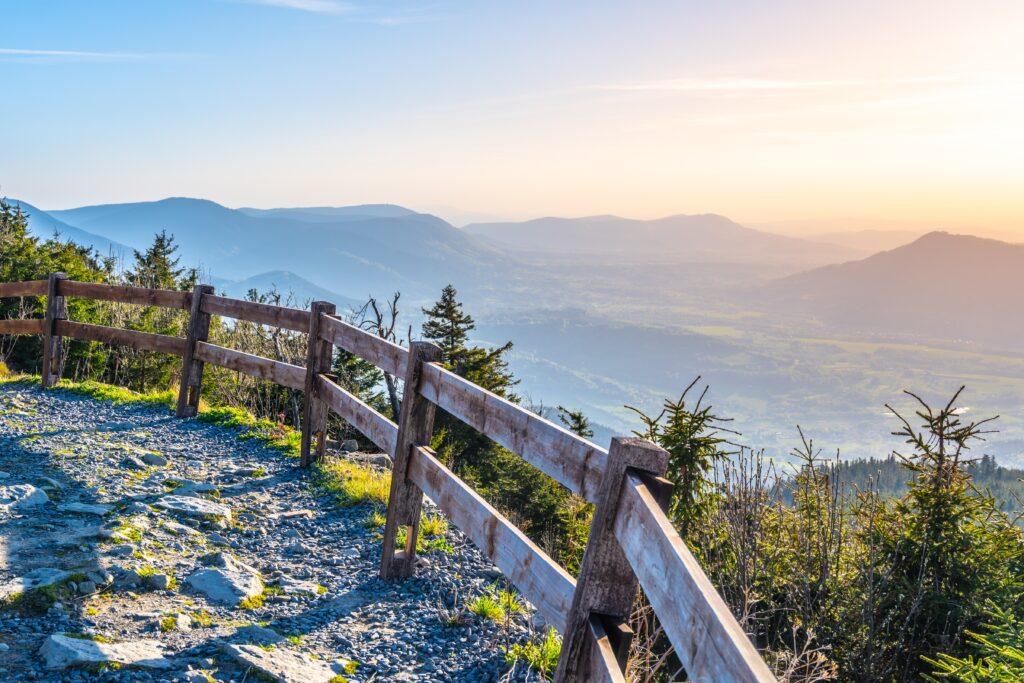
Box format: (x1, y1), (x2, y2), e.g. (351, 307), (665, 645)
(596, 76), (948, 93)
(0, 48), (190, 62)
(232, 0), (355, 13)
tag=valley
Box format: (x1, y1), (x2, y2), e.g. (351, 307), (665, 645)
(14, 197), (1024, 467)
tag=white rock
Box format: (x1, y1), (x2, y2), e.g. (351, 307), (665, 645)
(141, 452), (168, 467)
(276, 576), (320, 595)
(39, 634), (171, 670)
(156, 495), (232, 522)
(58, 502), (113, 516)
(223, 643), (352, 683)
(0, 567), (70, 600)
(0, 484), (49, 510)
(186, 554), (262, 606)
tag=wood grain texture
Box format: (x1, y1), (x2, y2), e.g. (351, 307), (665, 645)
(57, 320), (187, 356)
(419, 363), (608, 502)
(318, 314), (408, 378)
(585, 616), (628, 683)
(0, 319), (45, 335)
(59, 280), (191, 310)
(201, 294), (310, 332)
(177, 284), (215, 417)
(301, 303), (337, 467)
(316, 374), (398, 455)
(408, 445), (576, 634)
(0, 280), (47, 298)
(614, 472), (777, 683)
(380, 341), (441, 580)
(555, 438), (668, 682)
(41, 273), (68, 389)
(193, 341), (305, 390)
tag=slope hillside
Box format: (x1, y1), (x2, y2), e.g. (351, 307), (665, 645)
(50, 198), (510, 301)
(11, 199), (131, 259)
(764, 231), (1024, 347)
(464, 213), (856, 266)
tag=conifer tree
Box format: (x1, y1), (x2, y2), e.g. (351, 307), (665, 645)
(421, 284), (474, 363)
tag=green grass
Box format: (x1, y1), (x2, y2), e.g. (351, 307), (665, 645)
(190, 610), (214, 627)
(159, 616), (178, 633)
(466, 594), (505, 622)
(362, 510), (387, 529)
(506, 628), (562, 679)
(313, 458), (390, 507)
(54, 379), (177, 411)
(420, 514), (448, 537)
(198, 406), (301, 458)
(63, 631), (112, 643)
(494, 585), (525, 616)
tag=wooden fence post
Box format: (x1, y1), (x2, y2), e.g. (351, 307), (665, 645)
(554, 437), (670, 682)
(380, 340), (442, 580)
(40, 272), (68, 389)
(300, 301), (337, 467)
(176, 283), (215, 417)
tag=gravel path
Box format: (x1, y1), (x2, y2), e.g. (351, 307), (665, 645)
(0, 382), (545, 682)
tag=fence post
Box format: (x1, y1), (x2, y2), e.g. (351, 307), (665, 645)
(554, 437), (670, 682)
(40, 272), (68, 389)
(300, 301), (337, 467)
(380, 340), (442, 580)
(176, 283), (215, 417)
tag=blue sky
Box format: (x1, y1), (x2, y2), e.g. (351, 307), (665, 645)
(2, 1), (1022, 231)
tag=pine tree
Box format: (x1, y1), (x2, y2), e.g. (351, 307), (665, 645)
(421, 284), (475, 363)
(557, 406), (594, 439)
(129, 230), (188, 290)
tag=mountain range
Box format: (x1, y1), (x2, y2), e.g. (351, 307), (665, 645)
(464, 213), (859, 265)
(7, 195), (1024, 460)
(764, 231), (1024, 348)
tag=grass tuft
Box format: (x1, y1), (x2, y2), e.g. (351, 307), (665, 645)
(506, 628), (562, 679)
(313, 458), (390, 508)
(467, 593), (505, 622)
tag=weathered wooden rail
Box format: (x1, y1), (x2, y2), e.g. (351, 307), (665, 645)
(0, 275), (776, 683)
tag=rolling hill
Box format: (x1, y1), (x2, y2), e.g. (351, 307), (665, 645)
(764, 231), (1024, 347)
(49, 198), (510, 302)
(11, 199), (131, 259)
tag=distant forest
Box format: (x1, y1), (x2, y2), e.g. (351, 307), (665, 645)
(780, 453), (1024, 517)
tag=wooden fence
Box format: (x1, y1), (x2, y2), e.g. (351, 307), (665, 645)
(0, 274), (777, 683)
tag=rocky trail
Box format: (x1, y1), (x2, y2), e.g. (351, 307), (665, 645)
(0, 382), (544, 682)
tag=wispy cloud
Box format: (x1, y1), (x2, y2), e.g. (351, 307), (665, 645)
(595, 76), (948, 93)
(228, 0), (442, 24)
(231, 0), (355, 14)
(0, 48), (189, 62)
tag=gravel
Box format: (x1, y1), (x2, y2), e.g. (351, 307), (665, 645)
(0, 383), (546, 682)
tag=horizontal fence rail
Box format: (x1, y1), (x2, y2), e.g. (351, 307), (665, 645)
(59, 280), (192, 310)
(318, 314), (408, 378)
(315, 373), (398, 454)
(614, 471), (776, 682)
(419, 362), (608, 502)
(194, 341), (306, 391)
(0, 277), (777, 683)
(56, 320), (187, 356)
(0, 318), (46, 336)
(0, 280), (48, 298)
(408, 444), (577, 633)
(201, 293), (310, 332)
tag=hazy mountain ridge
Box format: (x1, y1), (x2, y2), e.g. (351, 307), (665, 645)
(464, 213), (859, 266)
(49, 198), (510, 302)
(12, 199), (132, 259)
(765, 231), (1024, 347)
